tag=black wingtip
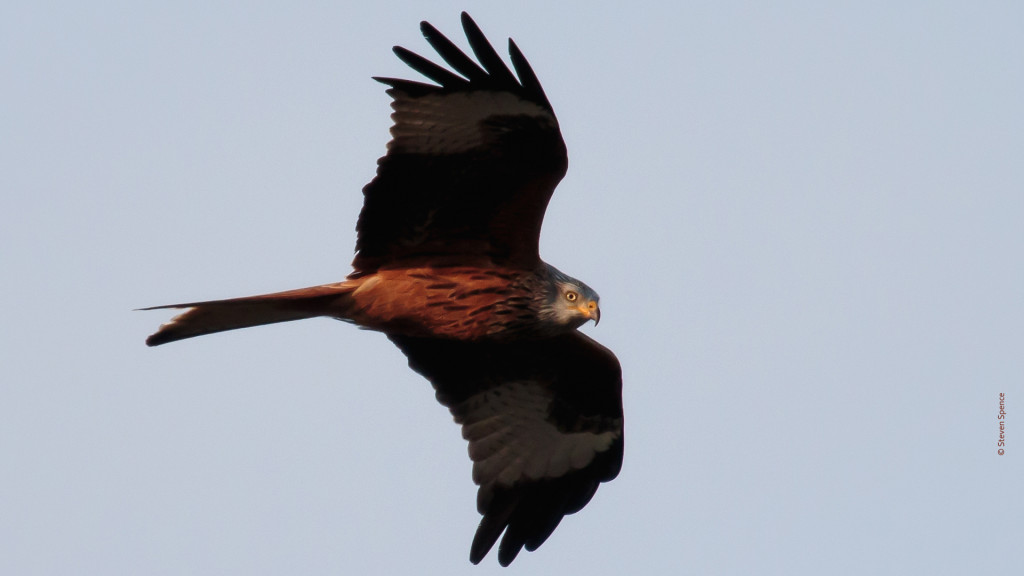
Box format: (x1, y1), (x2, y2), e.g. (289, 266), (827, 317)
(497, 545), (521, 567)
(459, 13), (481, 43)
(380, 12), (556, 113)
(459, 12), (517, 86)
(507, 38), (551, 111)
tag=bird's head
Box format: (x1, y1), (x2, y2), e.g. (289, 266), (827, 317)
(542, 264), (601, 330)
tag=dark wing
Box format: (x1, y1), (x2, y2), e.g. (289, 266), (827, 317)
(389, 332), (623, 566)
(352, 12), (568, 275)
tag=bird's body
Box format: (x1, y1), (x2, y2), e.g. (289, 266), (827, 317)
(345, 266), (540, 340)
(145, 13), (622, 567)
(146, 262), (595, 345)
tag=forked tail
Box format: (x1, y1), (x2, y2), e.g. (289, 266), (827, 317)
(142, 283), (355, 346)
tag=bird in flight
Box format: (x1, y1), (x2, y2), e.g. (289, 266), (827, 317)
(145, 12), (623, 566)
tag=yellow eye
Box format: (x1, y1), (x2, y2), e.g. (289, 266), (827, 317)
(566, 291), (578, 302)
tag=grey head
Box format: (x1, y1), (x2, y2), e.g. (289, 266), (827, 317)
(538, 263), (601, 331)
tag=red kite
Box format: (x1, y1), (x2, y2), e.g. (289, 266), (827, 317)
(145, 12), (623, 566)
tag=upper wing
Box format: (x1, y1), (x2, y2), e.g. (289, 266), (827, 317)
(352, 12), (568, 275)
(389, 332), (623, 566)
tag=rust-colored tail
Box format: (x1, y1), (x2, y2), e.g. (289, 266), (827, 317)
(143, 283), (355, 346)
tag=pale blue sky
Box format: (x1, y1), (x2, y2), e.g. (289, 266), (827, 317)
(2, 1), (1022, 574)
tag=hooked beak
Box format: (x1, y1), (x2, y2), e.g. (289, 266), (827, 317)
(577, 301), (601, 326)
